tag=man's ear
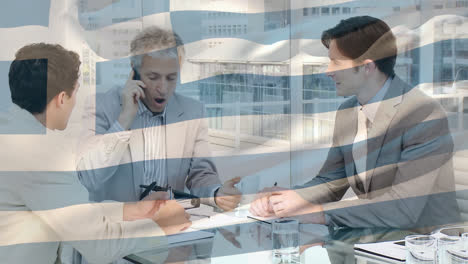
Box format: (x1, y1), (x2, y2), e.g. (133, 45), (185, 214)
(363, 59), (376, 74)
(55, 91), (67, 108)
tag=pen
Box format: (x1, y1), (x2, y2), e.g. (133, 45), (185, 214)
(139, 181), (157, 200)
(188, 213), (211, 218)
(139, 184), (199, 199)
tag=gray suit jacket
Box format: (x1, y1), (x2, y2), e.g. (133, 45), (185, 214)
(296, 76), (460, 229)
(77, 88), (221, 203)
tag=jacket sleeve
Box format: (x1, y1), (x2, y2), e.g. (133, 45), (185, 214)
(21, 171), (168, 264)
(76, 93), (133, 193)
(294, 105), (351, 204)
(185, 107), (222, 206)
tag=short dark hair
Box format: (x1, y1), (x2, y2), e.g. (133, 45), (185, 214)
(321, 16), (397, 77)
(8, 43), (81, 114)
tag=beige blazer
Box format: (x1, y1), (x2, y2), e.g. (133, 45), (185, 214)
(296, 76), (460, 229)
(0, 105), (167, 264)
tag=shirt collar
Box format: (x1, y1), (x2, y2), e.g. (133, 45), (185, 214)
(137, 100), (166, 118)
(360, 76), (392, 124)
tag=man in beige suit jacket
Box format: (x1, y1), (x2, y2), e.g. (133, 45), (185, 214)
(77, 26), (241, 211)
(250, 16), (460, 229)
(0, 43), (190, 264)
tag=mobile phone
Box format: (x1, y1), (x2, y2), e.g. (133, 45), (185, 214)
(132, 67), (141, 80)
(131, 67), (142, 104)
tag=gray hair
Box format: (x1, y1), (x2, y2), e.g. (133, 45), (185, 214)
(129, 26), (185, 72)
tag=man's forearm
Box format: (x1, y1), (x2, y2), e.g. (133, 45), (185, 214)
(77, 122), (131, 191)
(123, 203), (139, 221)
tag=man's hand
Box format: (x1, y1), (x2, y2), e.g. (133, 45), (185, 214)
(215, 177), (242, 211)
(153, 200), (192, 235)
(268, 188), (310, 217)
(269, 189), (326, 224)
(118, 70), (146, 130)
(123, 191), (168, 221)
(249, 186), (287, 217)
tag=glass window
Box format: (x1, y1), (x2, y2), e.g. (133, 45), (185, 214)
(321, 7), (330, 15)
(457, 0), (468, 7)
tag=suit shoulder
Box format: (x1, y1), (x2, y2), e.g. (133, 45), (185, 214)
(174, 93), (204, 107)
(94, 86), (121, 110)
(99, 86), (121, 102)
(173, 93), (205, 113)
(402, 86), (447, 118)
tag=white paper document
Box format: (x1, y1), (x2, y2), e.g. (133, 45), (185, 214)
(237, 203), (279, 224)
(354, 240), (406, 262)
(190, 211), (251, 230)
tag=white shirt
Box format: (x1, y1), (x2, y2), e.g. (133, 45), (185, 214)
(353, 76), (392, 187)
(110, 101), (167, 192)
(137, 101), (167, 187)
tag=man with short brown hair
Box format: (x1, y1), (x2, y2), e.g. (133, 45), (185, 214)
(250, 16), (460, 230)
(0, 43), (190, 264)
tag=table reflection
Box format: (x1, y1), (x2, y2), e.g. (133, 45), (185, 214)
(127, 218), (419, 264)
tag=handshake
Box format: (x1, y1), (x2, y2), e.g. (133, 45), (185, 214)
(123, 192), (191, 235)
(249, 187), (326, 225)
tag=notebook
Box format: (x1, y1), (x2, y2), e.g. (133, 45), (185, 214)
(354, 240), (406, 262)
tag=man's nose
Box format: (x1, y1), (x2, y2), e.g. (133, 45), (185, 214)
(155, 78), (168, 95)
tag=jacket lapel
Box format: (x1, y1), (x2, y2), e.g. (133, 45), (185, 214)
(364, 77), (404, 193)
(165, 94), (187, 189)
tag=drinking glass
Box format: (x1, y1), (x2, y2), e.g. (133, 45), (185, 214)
(405, 235), (436, 264)
(272, 219), (299, 264)
(446, 248), (468, 264)
(462, 233), (468, 250)
(438, 236), (462, 264)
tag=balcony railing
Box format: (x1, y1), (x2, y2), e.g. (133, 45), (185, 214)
(206, 91), (468, 150)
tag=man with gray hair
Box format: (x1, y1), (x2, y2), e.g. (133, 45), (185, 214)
(77, 26), (241, 218)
